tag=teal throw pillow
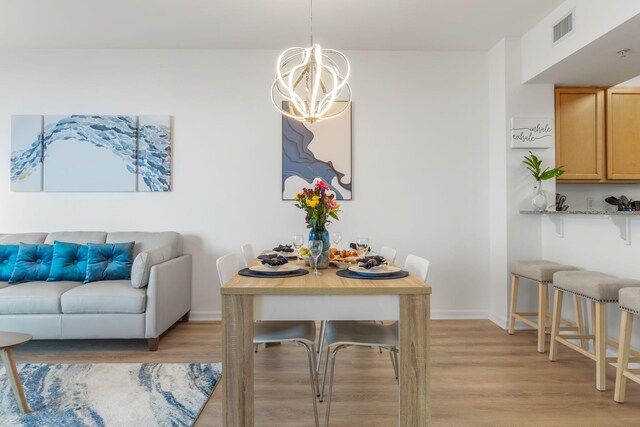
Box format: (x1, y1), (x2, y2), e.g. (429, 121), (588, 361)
(0, 245), (19, 282)
(47, 241), (88, 282)
(9, 243), (54, 283)
(85, 242), (135, 283)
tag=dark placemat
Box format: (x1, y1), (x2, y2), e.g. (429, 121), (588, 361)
(238, 268), (310, 279)
(336, 269), (409, 280)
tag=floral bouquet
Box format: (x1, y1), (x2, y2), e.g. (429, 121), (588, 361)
(294, 180), (340, 229)
(293, 180), (340, 269)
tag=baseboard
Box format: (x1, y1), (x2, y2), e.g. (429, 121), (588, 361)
(431, 310), (489, 320)
(190, 310), (221, 321)
(489, 311), (537, 331)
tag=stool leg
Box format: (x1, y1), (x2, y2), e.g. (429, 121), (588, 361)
(549, 289), (563, 361)
(595, 302), (607, 391)
(508, 275), (519, 334)
(537, 283), (548, 353)
(573, 295), (587, 350)
(615, 310), (634, 403)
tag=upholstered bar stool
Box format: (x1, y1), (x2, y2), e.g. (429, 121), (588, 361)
(550, 271), (640, 391)
(509, 260), (580, 353)
(615, 287), (640, 402)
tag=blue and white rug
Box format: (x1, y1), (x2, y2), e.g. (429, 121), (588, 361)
(0, 363), (221, 427)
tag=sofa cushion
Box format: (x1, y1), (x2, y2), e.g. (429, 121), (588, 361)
(131, 245), (172, 288)
(61, 280), (146, 314)
(44, 231), (107, 245)
(9, 243), (54, 283)
(48, 241), (88, 282)
(0, 245), (19, 281)
(0, 282), (11, 290)
(0, 233), (48, 245)
(0, 281), (81, 314)
(85, 242), (135, 283)
(106, 231), (182, 258)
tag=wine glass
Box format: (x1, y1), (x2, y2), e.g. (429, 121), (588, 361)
(356, 237), (370, 258)
(292, 234), (304, 265)
(309, 240), (323, 275)
(332, 231), (342, 247)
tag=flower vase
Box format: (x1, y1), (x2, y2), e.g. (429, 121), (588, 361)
(309, 226), (330, 269)
(531, 182), (548, 211)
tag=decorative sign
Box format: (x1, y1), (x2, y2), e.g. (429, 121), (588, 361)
(510, 117), (553, 149)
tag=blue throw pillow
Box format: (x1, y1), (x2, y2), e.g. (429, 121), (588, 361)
(9, 243), (54, 283)
(47, 241), (88, 282)
(0, 245), (19, 281)
(85, 242), (135, 283)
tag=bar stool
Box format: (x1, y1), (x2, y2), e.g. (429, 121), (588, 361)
(615, 287), (640, 402)
(509, 260), (580, 353)
(550, 271), (640, 391)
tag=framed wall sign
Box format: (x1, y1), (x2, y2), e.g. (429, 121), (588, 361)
(510, 117), (554, 149)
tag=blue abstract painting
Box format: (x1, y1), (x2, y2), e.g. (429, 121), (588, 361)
(10, 115), (171, 192)
(282, 101), (352, 200)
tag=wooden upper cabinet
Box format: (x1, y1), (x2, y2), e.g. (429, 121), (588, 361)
(607, 88), (640, 180)
(555, 87), (605, 181)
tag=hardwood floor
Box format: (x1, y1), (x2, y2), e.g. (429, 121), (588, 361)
(11, 320), (640, 426)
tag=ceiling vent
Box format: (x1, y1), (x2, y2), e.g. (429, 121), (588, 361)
(553, 11), (574, 44)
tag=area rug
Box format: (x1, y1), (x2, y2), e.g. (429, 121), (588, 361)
(0, 362), (221, 427)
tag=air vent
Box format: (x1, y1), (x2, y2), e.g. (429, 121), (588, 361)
(553, 12), (574, 44)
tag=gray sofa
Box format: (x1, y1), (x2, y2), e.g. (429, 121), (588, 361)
(0, 231), (192, 351)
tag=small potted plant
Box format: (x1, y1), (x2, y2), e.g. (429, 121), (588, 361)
(523, 151), (565, 211)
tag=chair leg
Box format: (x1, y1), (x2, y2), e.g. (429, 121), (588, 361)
(324, 346), (344, 427)
(538, 283), (548, 353)
(590, 301), (596, 352)
(392, 349), (399, 381)
(615, 311), (634, 403)
(595, 302), (607, 391)
(549, 289), (564, 361)
(573, 294), (587, 350)
(316, 321), (326, 373)
(508, 275), (519, 334)
(319, 344), (332, 402)
(389, 348), (398, 379)
(300, 342), (320, 427)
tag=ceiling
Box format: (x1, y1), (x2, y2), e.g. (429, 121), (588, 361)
(0, 0), (563, 51)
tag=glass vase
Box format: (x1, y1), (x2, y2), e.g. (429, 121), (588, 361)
(309, 226), (330, 269)
(531, 182), (548, 211)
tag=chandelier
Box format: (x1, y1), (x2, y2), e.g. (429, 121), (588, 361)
(271, 0), (352, 123)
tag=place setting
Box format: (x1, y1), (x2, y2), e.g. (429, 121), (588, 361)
(238, 251), (310, 278)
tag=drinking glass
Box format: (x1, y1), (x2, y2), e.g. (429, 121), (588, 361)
(292, 234), (304, 265)
(332, 231), (342, 247)
(356, 237), (370, 258)
(309, 240), (323, 275)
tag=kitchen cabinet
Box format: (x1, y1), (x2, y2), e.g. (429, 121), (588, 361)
(607, 88), (640, 180)
(555, 87), (605, 182)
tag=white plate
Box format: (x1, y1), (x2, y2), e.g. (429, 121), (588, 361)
(348, 265), (401, 276)
(249, 263), (301, 274)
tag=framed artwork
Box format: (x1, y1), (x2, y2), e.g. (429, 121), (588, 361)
(282, 101), (352, 200)
(510, 117), (554, 149)
(10, 115), (171, 192)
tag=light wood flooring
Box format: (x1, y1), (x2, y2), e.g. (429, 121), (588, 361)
(11, 320), (640, 426)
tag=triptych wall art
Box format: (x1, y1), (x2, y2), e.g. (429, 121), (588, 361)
(10, 115), (172, 192)
(282, 101), (352, 200)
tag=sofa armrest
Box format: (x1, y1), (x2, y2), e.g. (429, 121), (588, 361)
(145, 254), (192, 339)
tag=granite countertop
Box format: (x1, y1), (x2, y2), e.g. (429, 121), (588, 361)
(521, 210), (640, 215)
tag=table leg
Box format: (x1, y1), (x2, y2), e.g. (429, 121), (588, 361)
(399, 294), (430, 426)
(0, 348), (29, 414)
(222, 294), (254, 426)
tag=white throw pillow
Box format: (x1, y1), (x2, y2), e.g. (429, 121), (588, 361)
(131, 245), (173, 288)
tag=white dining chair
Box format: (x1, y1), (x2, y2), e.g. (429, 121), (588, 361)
(378, 246), (397, 264)
(319, 254), (430, 427)
(216, 253), (320, 427)
(240, 243), (256, 267)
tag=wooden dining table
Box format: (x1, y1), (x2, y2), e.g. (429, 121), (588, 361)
(221, 260), (432, 426)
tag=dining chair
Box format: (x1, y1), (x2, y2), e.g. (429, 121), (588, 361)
(240, 243), (256, 267)
(319, 254), (430, 426)
(378, 246), (397, 264)
(216, 253), (320, 427)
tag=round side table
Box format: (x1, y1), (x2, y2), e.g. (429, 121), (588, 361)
(0, 331), (32, 414)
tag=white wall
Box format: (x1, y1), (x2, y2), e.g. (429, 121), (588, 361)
(521, 0), (640, 83)
(0, 49), (490, 320)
